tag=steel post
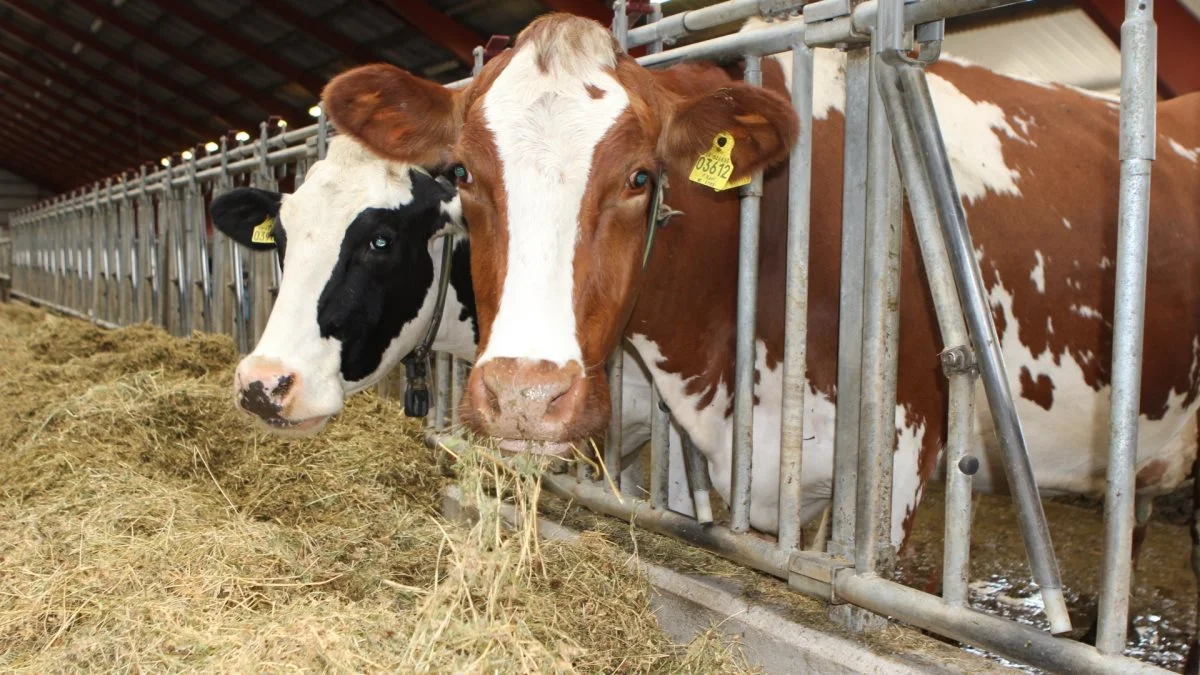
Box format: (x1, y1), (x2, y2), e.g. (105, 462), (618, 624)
(730, 53), (764, 534)
(1097, 0), (1157, 653)
(778, 39), (815, 553)
(853, 25), (903, 576)
(829, 48), (870, 560)
(891, 56), (1071, 635)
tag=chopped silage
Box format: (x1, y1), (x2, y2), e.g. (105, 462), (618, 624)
(0, 302), (754, 673)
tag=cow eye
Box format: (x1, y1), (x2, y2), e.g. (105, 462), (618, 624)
(369, 234), (392, 251)
(451, 163), (472, 185)
(628, 169), (651, 191)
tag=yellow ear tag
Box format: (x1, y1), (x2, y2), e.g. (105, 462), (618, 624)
(688, 131), (752, 192)
(250, 216), (275, 245)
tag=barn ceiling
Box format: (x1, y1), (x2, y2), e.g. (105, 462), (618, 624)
(0, 0), (1195, 193)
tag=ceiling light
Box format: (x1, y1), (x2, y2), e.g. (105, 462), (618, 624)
(277, 119), (287, 128)
(181, 150), (193, 160)
(308, 105), (322, 118)
(160, 157), (170, 167)
(235, 131), (250, 142)
(205, 141), (219, 153)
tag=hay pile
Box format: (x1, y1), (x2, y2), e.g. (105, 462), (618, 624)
(0, 302), (753, 673)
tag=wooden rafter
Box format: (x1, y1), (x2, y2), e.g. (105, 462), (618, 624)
(373, 0), (482, 66)
(0, 137), (67, 188)
(0, 106), (114, 169)
(0, 40), (197, 147)
(0, 23), (219, 138)
(0, 61), (172, 155)
(1074, 0), (1200, 98)
(139, 0), (326, 99)
(5, 0), (257, 129)
(70, 0), (307, 119)
(255, 0), (385, 66)
(0, 81), (149, 158)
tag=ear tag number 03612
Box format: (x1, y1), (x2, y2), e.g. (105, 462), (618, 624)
(688, 131), (751, 192)
(251, 216), (275, 245)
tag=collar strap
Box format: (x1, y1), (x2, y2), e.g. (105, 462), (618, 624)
(642, 170), (683, 271)
(402, 231), (457, 417)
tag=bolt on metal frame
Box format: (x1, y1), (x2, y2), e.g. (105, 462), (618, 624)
(8, 0), (1166, 671)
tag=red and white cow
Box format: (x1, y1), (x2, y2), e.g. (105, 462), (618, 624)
(323, 9), (1200, 655)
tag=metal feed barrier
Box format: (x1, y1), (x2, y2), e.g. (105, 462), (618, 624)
(7, 0), (1164, 672)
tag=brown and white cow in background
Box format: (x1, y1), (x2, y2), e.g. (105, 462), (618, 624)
(322, 10), (1200, 658)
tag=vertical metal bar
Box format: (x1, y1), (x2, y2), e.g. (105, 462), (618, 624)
(190, 151), (213, 333)
(89, 186), (101, 321)
(778, 40), (815, 553)
(893, 61), (1072, 635)
(612, 0), (629, 51)
(854, 24), (903, 575)
(113, 178), (127, 325)
(648, 2), (665, 54)
(730, 53), (764, 534)
(452, 359), (469, 427)
(435, 352), (452, 430)
(873, 44), (976, 607)
(650, 385), (670, 510)
(830, 48), (870, 560)
(682, 434), (714, 524)
(101, 179), (114, 324)
(605, 350), (624, 488)
(1097, 0), (1157, 653)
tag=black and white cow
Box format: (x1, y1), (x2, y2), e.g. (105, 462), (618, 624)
(211, 135), (670, 465)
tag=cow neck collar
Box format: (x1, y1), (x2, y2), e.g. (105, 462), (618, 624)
(401, 230), (457, 417)
(642, 169), (683, 271)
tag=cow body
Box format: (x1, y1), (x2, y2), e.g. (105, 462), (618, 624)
(629, 26), (1200, 542)
(320, 13), (1200, 652)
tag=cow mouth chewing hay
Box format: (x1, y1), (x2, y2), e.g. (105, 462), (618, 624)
(497, 438), (576, 458)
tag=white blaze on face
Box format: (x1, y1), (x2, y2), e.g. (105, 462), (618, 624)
(476, 40), (630, 367)
(244, 137), (419, 417)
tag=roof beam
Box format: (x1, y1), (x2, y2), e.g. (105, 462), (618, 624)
(0, 106), (116, 170)
(69, 0), (307, 119)
(1074, 0), (1200, 98)
(541, 0), (612, 23)
(255, 0), (386, 66)
(0, 25), (217, 138)
(0, 119), (85, 173)
(0, 39), (198, 147)
(0, 61), (172, 155)
(1, 81), (150, 158)
(373, 0), (481, 66)
(4, 0), (256, 130)
(0, 137), (68, 189)
(139, 0), (325, 99)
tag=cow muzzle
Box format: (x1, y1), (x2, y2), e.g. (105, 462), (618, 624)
(233, 357), (329, 434)
(466, 358), (591, 451)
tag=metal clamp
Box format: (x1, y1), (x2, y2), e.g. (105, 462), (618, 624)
(788, 550), (852, 604)
(939, 344), (977, 376)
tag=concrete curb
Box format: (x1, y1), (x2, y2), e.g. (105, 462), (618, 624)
(440, 485), (1014, 675)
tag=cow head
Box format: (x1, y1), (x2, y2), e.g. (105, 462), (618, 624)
(323, 14), (796, 448)
(211, 135), (472, 436)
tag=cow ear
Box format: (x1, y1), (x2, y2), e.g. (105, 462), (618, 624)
(211, 187), (282, 251)
(661, 83), (798, 188)
(322, 63), (461, 166)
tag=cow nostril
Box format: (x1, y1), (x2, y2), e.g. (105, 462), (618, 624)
(275, 374), (295, 398)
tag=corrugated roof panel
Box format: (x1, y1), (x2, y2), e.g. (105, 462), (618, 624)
(942, 8), (1120, 95)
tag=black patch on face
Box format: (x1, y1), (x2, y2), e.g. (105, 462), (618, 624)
(450, 239), (479, 345)
(315, 170), (458, 382)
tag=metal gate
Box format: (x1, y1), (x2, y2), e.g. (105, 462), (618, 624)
(8, 1), (1166, 672)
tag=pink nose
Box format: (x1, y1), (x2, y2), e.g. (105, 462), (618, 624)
(466, 358), (587, 441)
(234, 359), (301, 424)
